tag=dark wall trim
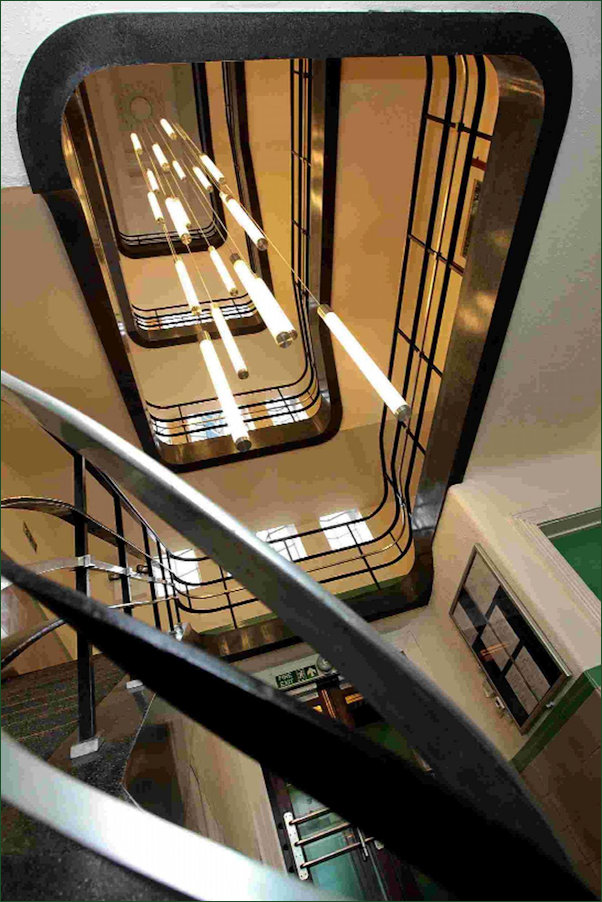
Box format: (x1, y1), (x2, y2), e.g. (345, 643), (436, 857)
(15, 12), (571, 627)
(17, 13), (570, 195)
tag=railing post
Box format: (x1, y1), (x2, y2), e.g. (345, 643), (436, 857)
(165, 550), (182, 625)
(113, 497), (132, 617)
(113, 496), (145, 692)
(155, 541), (175, 631)
(142, 526), (162, 631)
(71, 452), (99, 758)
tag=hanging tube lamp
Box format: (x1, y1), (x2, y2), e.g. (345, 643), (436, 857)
(174, 258), (200, 312)
(220, 192), (268, 250)
(231, 255), (297, 348)
(317, 305), (411, 422)
(199, 332), (251, 451)
(165, 197), (192, 245)
(160, 118), (177, 139)
(152, 143), (170, 172)
(209, 247), (238, 298)
(199, 153), (227, 186)
(211, 304), (249, 379)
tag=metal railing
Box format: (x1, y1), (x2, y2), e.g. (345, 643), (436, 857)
(136, 56), (495, 621)
(146, 59), (321, 441)
(0, 370), (592, 901)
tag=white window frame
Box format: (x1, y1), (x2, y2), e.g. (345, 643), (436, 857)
(152, 548), (200, 597)
(319, 509), (373, 551)
(256, 524), (306, 562)
(266, 397), (308, 426)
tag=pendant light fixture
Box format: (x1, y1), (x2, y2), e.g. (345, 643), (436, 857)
(193, 166), (212, 192)
(317, 305), (410, 422)
(160, 118), (177, 139)
(130, 133), (143, 155)
(152, 143), (170, 171)
(211, 304), (248, 379)
(231, 255), (297, 348)
(132, 120), (412, 454)
(146, 168), (159, 192)
(165, 197), (192, 244)
(220, 192), (268, 250)
(199, 332), (251, 451)
(147, 191), (164, 224)
(174, 258), (200, 312)
(199, 153), (227, 186)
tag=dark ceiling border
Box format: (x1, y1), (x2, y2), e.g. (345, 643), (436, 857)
(18, 12), (570, 194)
(15, 10), (571, 479)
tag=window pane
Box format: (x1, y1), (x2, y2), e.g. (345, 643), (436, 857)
(320, 510), (373, 550)
(266, 398), (308, 426)
(152, 547), (200, 597)
(257, 524), (306, 562)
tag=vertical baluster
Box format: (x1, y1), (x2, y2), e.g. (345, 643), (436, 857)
(156, 541), (175, 631)
(165, 549), (182, 624)
(71, 452), (98, 756)
(113, 496), (132, 617)
(142, 526), (162, 630)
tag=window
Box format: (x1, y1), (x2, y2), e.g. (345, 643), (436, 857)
(152, 548), (199, 597)
(256, 524), (306, 562)
(266, 397), (308, 426)
(188, 412), (227, 441)
(319, 510), (373, 550)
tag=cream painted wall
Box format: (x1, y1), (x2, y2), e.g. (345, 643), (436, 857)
(0, 188), (141, 444)
(240, 605), (527, 760)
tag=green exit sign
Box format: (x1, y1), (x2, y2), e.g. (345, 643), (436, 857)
(275, 664), (319, 689)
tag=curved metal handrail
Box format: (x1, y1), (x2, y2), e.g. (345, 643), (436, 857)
(1, 732), (344, 902)
(0, 371), (587, 898)
(1, 497), (149, 562)
(1, 553), (591, 901)
(0, 617), (65, 669)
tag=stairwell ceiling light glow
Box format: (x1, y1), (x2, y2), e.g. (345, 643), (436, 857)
(160, 118), (177, 139)
(130, 132), (142, 154)
(152, 143), (170, 172)
(199, 332), (251, 451)
(209, 246), (238, 298)
(317, 305), (411, 422)
(172, 160), (187, 180)
(231, 255), (297, 348)
(192, 166), (213, 192)
(220, 192), (268, 250)
(174, 258), (200, 311)
(211, 304), (248, 379)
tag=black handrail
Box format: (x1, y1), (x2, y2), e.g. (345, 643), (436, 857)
(1, 553), (591, 901)
(1, 372), (588, 895)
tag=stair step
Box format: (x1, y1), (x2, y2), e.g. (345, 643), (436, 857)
(1, 655), (124, 760)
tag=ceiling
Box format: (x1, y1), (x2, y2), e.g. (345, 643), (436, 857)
(1, 4), (600, 526)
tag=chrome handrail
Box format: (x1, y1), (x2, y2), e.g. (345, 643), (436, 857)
(1, 734), (347, 902)
(0, 371), (576, 879)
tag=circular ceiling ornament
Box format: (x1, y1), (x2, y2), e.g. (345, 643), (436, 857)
(129, 95), (153, 122)
(115, 80), (164, 130)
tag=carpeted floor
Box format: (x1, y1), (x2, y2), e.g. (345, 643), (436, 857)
(1, 655), (191, 901)
(1, 655), (124, 760)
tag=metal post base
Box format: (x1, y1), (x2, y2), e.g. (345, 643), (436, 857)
(70, 735), (102, 759)
(126, 679), (144, 691)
